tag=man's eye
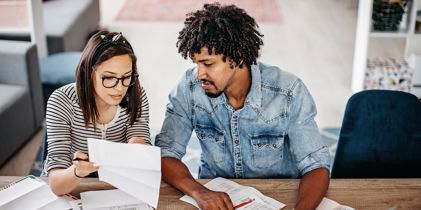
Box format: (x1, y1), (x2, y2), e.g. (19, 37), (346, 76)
(204, 63), (212, 67)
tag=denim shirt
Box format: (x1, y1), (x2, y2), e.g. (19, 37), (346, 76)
(155, 61), (330, 178)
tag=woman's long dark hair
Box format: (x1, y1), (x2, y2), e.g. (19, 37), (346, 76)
(76, 30), (142, 127)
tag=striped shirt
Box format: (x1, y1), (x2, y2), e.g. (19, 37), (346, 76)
(44, 83), (150, 173)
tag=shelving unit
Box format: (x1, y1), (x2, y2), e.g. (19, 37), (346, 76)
(352, 0), (421, 92)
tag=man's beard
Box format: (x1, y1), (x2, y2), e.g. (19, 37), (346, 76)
(205, 91), (223, 98)
(201, 79), (223, 98)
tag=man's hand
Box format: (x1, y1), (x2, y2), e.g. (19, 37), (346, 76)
(192, 188), (234, 210)
(128, 137), (148, 144)
(295, 168), (329, 210)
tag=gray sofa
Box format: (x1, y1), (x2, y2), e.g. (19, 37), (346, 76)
(0, 40), (44, 166)
(0, 0), (100, 55)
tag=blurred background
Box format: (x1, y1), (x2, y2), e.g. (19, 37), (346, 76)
(0, 0), (420, 178)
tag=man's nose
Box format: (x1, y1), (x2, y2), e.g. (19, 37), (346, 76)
(197, 65), (206, 81)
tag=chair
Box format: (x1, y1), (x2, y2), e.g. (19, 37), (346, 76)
(0, 40), (44, 166)
(331, 90), (421, 178)
(41, 128), (48, 165)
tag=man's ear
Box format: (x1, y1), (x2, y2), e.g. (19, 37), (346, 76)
(228, 59), (244, 69)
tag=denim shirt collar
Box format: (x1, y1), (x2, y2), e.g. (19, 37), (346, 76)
(245, 63), (262, 109)
(206, 63), (262, 110)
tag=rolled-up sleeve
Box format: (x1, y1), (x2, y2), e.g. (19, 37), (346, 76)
(287, 79), (331, 176)
(155, 71), (194, 160)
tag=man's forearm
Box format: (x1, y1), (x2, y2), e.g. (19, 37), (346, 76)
(295, 167), (329, 210)
(161, 157), (207, 197)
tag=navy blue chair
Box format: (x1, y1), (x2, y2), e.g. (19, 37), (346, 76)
(331, 90), (421, 178)
(41, 128), (48, 165)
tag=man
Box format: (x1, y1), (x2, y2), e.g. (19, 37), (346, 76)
(155, 3), (330, 210)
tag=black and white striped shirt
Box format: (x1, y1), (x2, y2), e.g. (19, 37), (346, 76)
(44, 83), (150, 173)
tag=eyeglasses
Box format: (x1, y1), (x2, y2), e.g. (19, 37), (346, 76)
(96, 71), (139, 88)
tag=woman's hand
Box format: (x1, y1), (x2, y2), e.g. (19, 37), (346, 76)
(128, 137), (148, 144)
(72, 151), (99, 178)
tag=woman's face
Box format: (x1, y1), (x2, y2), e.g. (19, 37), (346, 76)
(92, 54), (134, 108)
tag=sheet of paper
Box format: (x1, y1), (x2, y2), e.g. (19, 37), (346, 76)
(87, 138), (161, 208)
(38, 195), (73, 210)
(0, 176), (44, 206)
(88, 138), (161, 170)
(0, 184), (58, 210)
(101, 165), (160, 189)
(98, 167), (159, 208)
(0, 176), (60, 210)
(180, 177), (285, 210)
(68, 200), (83, 210)
(80, 189), (153, 210)
(315, 198), (355, 210)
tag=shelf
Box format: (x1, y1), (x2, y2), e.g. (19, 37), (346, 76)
(369, 31), (409, 38)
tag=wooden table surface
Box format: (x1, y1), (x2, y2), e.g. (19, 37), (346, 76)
(1, 177), (420, 210)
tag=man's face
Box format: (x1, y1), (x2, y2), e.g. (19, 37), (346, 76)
(192, 47), (236, 98)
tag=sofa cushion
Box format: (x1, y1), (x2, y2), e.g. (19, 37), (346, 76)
(0, 84), (27, 113)
(40, 52), (80, 85)
(0, 84), (35, 166)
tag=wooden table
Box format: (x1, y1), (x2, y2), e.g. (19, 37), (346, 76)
(1, 177), (420, 209)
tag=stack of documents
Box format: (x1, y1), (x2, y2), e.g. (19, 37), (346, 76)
(88, 138), (161, 209)
(180, 177), (286, 210)
(0, 176), (73, 210)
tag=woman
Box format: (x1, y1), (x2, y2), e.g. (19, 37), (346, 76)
(43, 31), (150, 195)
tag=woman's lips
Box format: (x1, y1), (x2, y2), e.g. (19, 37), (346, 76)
(110, 94), (122, 100)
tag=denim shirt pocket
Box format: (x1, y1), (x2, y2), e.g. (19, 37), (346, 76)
(195, 124), (226, 163)
(250, 132), (285, 168)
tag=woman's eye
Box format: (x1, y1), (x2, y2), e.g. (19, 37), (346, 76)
(103, 77), (117, 81)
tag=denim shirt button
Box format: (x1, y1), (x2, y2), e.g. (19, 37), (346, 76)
(273, 144), (277, 148)
(234, 140), (239, 144)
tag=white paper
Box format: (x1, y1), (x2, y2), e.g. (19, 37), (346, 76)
(68, 200), (83, 210)
(88, 138), (161, 170)
(180, 177), (285, 210)
(0, 176), (44, 206)
(98, 167), (159, 208)
(87, 138), (161, 208)
(101, 165), (161, 189)
(0, 176), (60, 210)
(38, 195), (73, 210)
(315, 198), (355, 210)
(80, 189), (153, 210)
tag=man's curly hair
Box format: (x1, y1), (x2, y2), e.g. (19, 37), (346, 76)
(177, 3), (264, 68)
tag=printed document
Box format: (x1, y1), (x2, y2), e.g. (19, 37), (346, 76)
(0, 176), (72, 210)
(315, 198), (355, 210)
(80, 189), (153, 210)
(88, 138), (161, 208)
(180, 177), (286, 210)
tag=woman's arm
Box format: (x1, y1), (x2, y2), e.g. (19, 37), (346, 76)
(48, 151), (98, 195)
